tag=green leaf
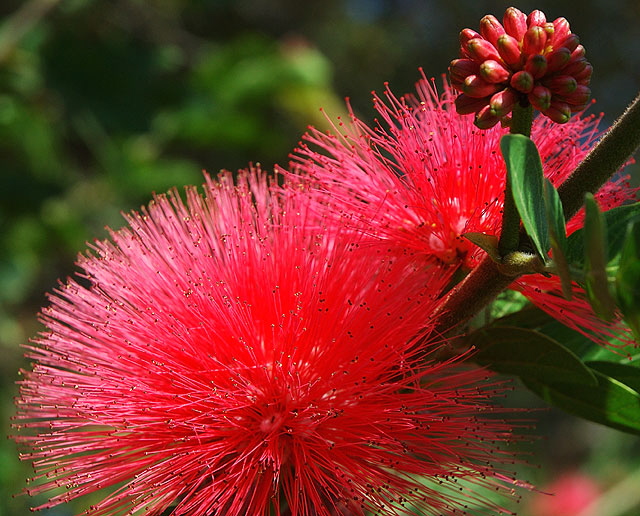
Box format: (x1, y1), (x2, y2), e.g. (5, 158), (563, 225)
(490, 305), (640, 364)
(522, 369), (640, 435)
(543, 178), (572, 299)
(583, 193), (616, 320)
(586, 361), (640, 394)
(565, 201), (640, 267)
(483, 309), (640, 433)
(615, 218), (640, 339)
(500, 134), (549, 260)
(469, 326), (597, 386)
(463, 232), (500, 262)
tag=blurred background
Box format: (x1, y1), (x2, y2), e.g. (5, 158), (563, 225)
(1, 1), (639, 515)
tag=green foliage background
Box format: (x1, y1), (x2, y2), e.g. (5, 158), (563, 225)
(1, 1), (639, 515)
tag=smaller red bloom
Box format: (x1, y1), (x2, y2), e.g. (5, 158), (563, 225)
(290, 74), (637, 349)
(450, 7), (592, 128)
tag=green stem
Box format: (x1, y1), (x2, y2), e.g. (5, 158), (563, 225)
(497, 103), (533, 256)
(509, 102), (533, 137)
(558, 91), (640, 221)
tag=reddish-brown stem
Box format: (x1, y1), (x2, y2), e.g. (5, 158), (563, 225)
(430, 256), (516, 339)
(558, 91), (640, 220)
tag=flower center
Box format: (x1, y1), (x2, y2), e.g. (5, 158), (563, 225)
(259, 411), (285, 434)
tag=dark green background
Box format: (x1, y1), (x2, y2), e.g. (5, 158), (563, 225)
(1, 1), (639, 514)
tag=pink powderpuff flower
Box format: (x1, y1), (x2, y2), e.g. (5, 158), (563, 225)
(289, 73), (637, 348)
(13, 168), (527, 516)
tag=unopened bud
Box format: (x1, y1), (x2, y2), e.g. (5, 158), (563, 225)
(543, 75), (577, 95)
(551, 17), (571, 45)
(460, 28), (480, 47)
(570, 45), (586, 61)
(480, 15), (506, 46)
(557, 33), (580, 53)
(527, 10), (547, 27)
(459, 28), (481, 58)
(574, 64), (593, 85)
(543, 101), (571, 123)
(569, 101), (590, 113)
(542, 22), (556, 40)
(503, 7), (527, 40)
(452, 7), (592, 127)
(467, 38), (502, 62)
(525, 54), (548, 79)
(546, 47), (572, 73)
(563, 85), (591, 107)
(474, 104), (501, 129)
(449, 59), (480, 85)
(523, 26), (547, 56)
(510, 70), (534, 93)
(462, 75), (501, 98)
(563, 58), (588, 76)
(496, 34), (522, 67)
(454, 93), (491, 115)
(489, 88), (519, 117)
(479, 60), (510, 83)
(528, 85), (552, 111)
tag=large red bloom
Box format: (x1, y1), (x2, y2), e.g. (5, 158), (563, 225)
(14, 169), (524, 516)
(290, 73), (637, 347)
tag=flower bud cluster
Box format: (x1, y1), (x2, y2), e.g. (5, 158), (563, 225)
(449, 7), (592, 128)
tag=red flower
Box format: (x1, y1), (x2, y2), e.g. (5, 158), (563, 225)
(290, 74), (637, 347)
(450, 7), (592, 128)
(14, 169), (524, 516)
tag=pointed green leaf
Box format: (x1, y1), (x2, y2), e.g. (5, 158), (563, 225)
(463, 232), (501, 262)
(583, 193), (616, 320)
(490, 305), (640, 364)
(565, 201), (640, 267)
(522, 369), (640, 435)
(615, 218), (640, 339)
(469, 326), (597, 386)
(500, 134), (549, 260)
(586, 361), (640, 394)
(543, 178), (572, 299)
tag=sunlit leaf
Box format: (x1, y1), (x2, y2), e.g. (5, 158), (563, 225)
(500, 134), (549, 260)
(586, 361), (640, 394)
(523, 369), (640, 435)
